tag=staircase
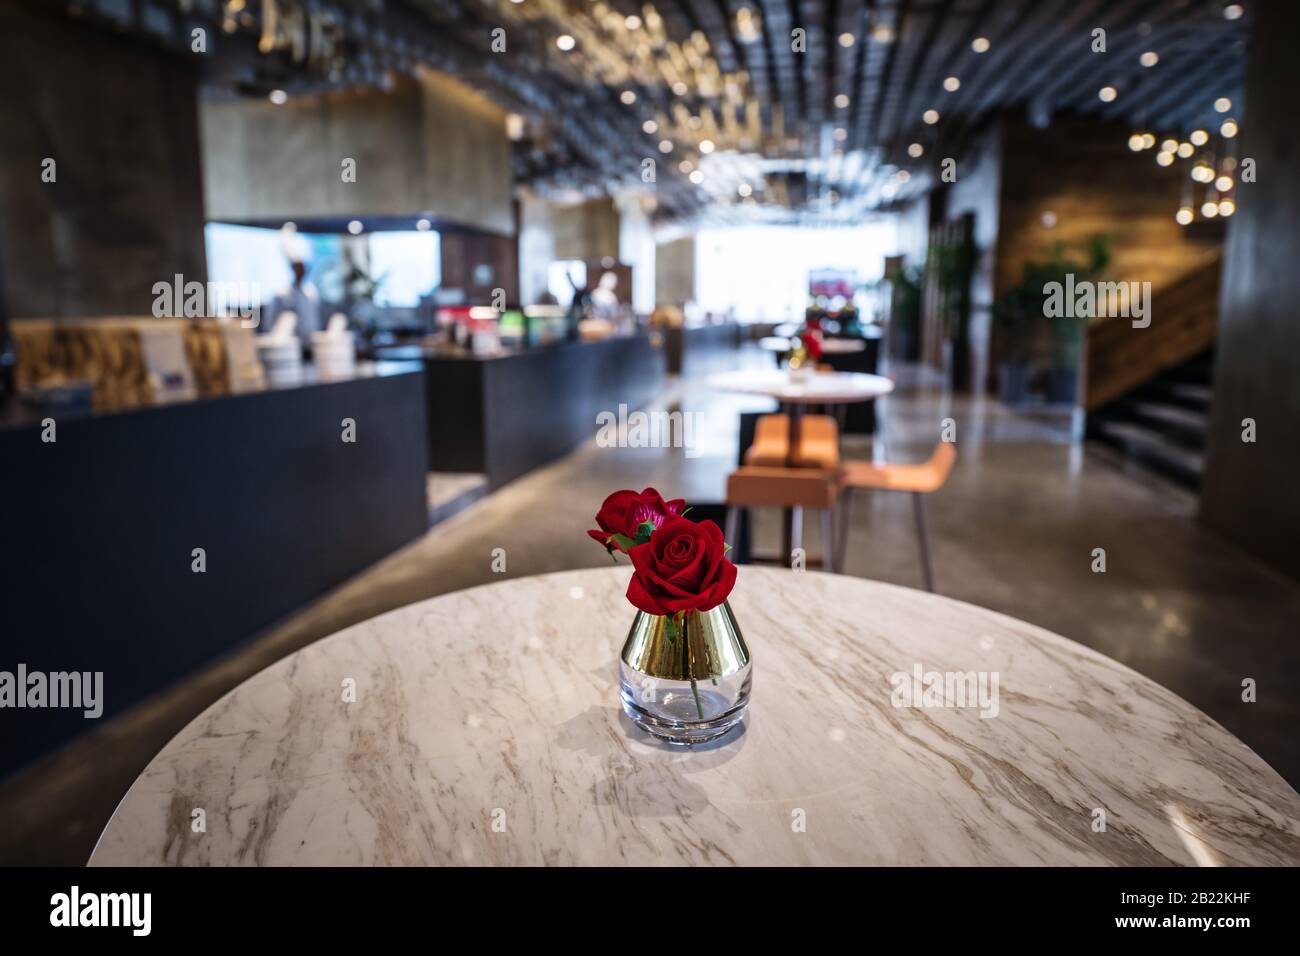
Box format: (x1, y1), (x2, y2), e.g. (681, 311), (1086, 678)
(1084, 254), (1221, 490)
(1088, 350), (1214, 489)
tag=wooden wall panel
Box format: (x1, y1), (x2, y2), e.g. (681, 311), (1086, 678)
(1199, 1), (1300, 582)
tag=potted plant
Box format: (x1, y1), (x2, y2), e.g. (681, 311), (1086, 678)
(993, 235), (1111, 405)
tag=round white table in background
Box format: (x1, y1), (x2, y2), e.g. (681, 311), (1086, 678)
(707, 368), (893, 405)
(89, 568), (1300, 866)
(758, 336), (867, 356)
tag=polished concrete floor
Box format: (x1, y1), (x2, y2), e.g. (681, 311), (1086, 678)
(3, 348), (1297, 865)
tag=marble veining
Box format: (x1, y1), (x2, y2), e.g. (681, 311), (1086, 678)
(89, 568), (1300, 866)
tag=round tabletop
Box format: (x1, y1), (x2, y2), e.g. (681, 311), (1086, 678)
(707, 368), (894, 405)
(759, 336), (866, 355)
(89, 568), (1300, 866)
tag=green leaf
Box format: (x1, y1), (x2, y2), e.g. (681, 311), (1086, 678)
(609, 533), (639, 551)
(664, 616), (679, 642)
(635, 521), (656, 542)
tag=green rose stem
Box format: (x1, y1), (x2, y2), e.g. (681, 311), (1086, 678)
(681, 611), (704, 720)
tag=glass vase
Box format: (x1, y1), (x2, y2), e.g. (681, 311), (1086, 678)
(618, 601), (751, 745)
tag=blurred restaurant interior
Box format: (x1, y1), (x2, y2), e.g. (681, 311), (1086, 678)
(1, 0), (1298, 868)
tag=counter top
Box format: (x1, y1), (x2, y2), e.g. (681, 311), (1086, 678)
(89, 567), (1300, 866)
(376, 329), (654, 364)
(0, 359), (422, 432)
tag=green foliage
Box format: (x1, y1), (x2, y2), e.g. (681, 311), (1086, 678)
(993, 234), (1112, 365)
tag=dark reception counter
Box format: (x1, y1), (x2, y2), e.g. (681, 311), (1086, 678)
(0, 363), (429, 777)
(382, 330), (665, 489)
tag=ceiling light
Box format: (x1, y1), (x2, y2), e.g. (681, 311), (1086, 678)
(556, 35), (575, 51)
(872, 25), (894, 44)
(505, 113), (525, 140)
(416, 218), (432, 231)
(896, 170), (911, 183)
(1176, 207), (1193, 225)
(678, 160), (693, 173)
(922, 109), (939, 124)
(1099, 86), (1117, 102)
(1220, 119), (1239, 137)
(1190, 129), (1209, 145)
(1177, 141), (1194, 158)
(1223, 4), (1243, 20)
(672, 81), (688, 96)
(268, 89), (287, 105)
(1215, 175), (1234, 192)
(1041, 211), (1058, 228)
(689, 169), (705, 184)
(658, 139), (673, 153)
(347, 220), (363, 235)
(838, 32), (855, 48)
(1201, 201), (1219, 218)
(1192, 163), (1215, 183)
(1214, 97), (1232, 113)
(1140, 51), (1159, 67)
(1156, 151), (1175, 166)
(738, 183), (752, 197)
(1128, 133), (1145, 151)
(832, 127), (846, 142)
(834, 93), (850, 109)
(620, 90), (637, 105)
(1142, 133), (1156, 149)
(908, 142), (924, 158)
(971, 37), (990, 53)
(1218, 199), (1235, 216)
(642, 119), (658, 134)
(699, 139), (715, 154)
(1161, 138), (1178, 152)
(943, 76), (960, 92)
(624, 15), (641, 29)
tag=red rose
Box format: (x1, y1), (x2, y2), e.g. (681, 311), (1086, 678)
(587, 487), (685, 552)
(626, 514), (737, 616)
(801, 331), (823, 360)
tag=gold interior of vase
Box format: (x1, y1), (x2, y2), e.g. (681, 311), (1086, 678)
(620, 602), (750, 682)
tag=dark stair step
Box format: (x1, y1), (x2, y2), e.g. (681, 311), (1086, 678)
(1126, 401), (1208, 449)
(1092, 420), (1204, 489)
(1141, 380), (1212, 413)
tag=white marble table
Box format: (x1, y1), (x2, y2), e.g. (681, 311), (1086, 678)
(90, 568), (1300, 866)
(708, 367), (893, 405)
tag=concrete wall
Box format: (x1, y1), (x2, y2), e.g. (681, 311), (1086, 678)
(551, 198), (621, 261)
(517, 191), (555, 305)
(1200, 0), (1300, 582)
(201, 69), (513, 235)
(655, 237), (696, 307)
(939, 123), (1002, 390)
(617, 194), (656, 314)
(0, 4), (208, 318)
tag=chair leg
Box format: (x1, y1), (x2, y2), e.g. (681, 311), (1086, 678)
(912, 492), (936, 592)
(836, 489), (852, 573)
(821, 508), (835, 573)
(790, 505), (804, 566)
